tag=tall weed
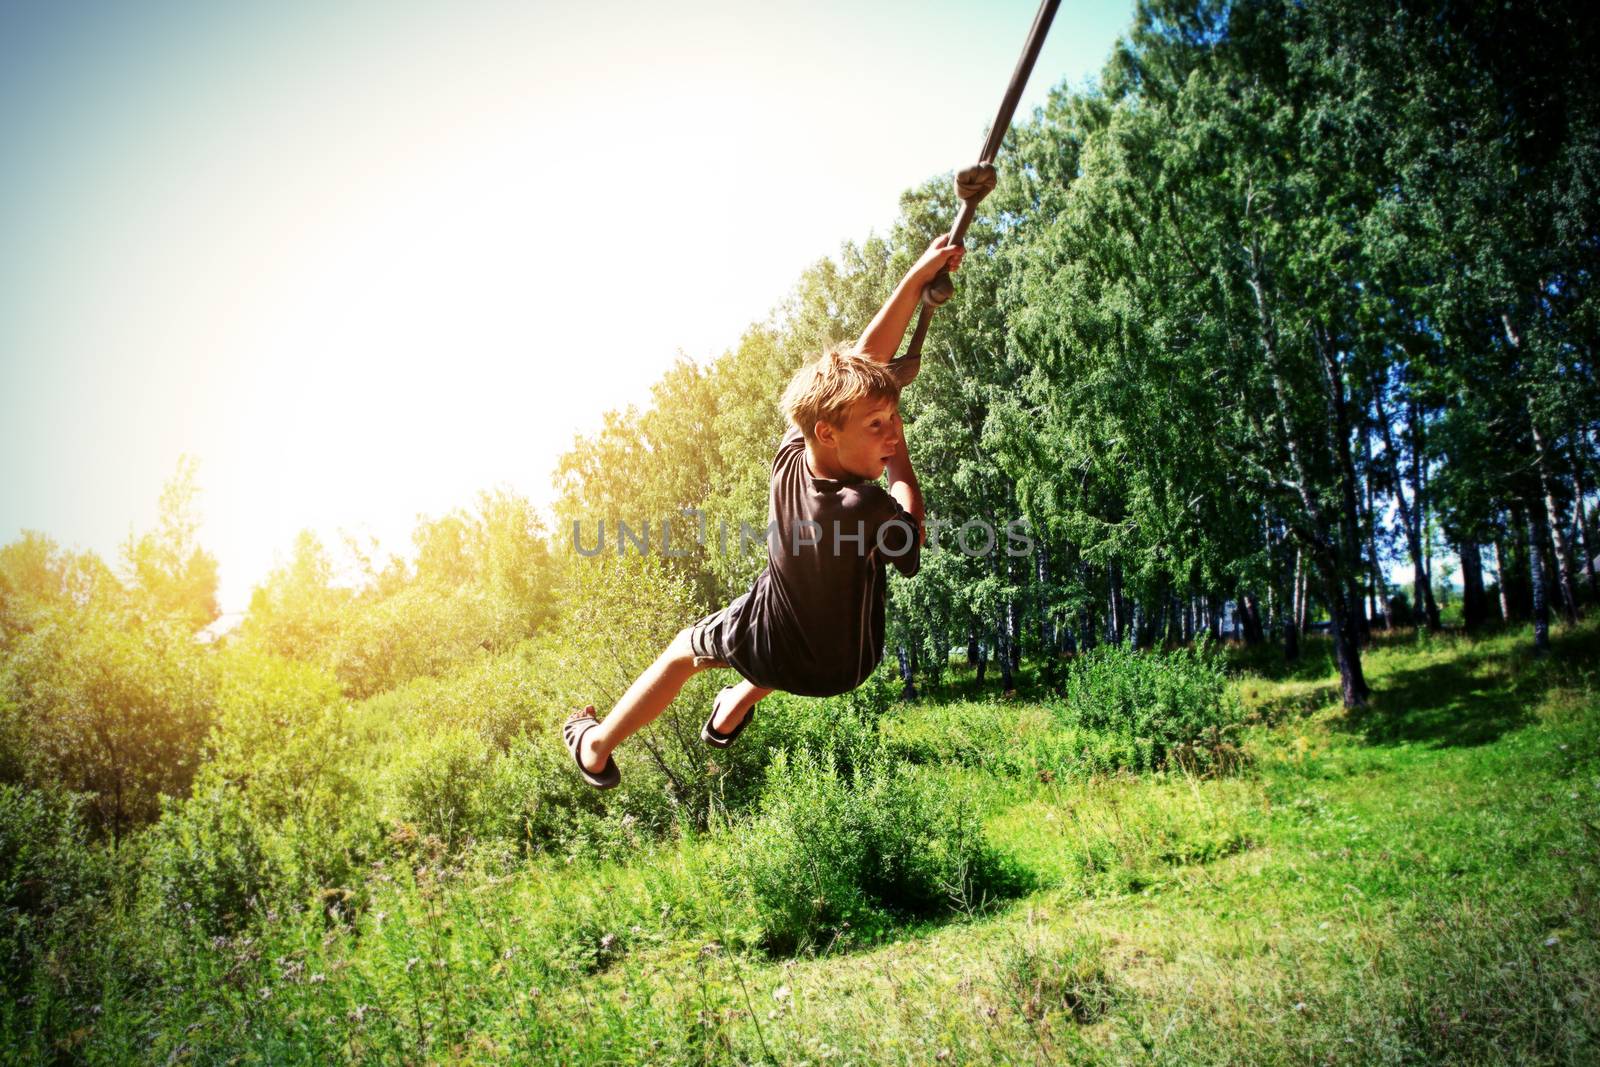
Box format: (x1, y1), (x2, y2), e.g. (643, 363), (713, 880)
(1057, 641), (1240, 768)
(724, 746), (1027, 956)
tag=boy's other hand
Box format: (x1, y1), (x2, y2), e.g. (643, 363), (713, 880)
(912, 234), (965, 284)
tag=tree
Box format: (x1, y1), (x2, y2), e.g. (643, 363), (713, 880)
(122, 456), (220, 631)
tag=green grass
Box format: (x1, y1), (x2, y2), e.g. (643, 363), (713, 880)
(8, 621), (1600, 1064)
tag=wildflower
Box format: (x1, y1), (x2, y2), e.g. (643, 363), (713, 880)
(259, 987), (273, 1001)
(406, 957), (421, 973)
(1293, 1001), (1306, 1012)
(599, 933), (617, 952)
(309, 973), (326, 984)
(503, 948), (514, 961)
(773, 985), (791, 1002)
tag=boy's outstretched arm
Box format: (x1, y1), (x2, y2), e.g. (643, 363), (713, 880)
(854, 236), (966, 363)
(885, 421), (925, 543)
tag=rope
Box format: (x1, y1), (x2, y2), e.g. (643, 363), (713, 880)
(891, 0), (1062, 385)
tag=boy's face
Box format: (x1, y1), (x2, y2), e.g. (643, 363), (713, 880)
(817, 395), (902, 480)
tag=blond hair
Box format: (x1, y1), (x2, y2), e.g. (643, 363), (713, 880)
(781, 344), (902, 441)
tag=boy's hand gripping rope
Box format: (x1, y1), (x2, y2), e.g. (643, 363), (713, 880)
(890, 0), (1061, 386)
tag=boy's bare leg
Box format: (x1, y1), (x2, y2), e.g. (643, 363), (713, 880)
(712, 678), (773, 734)
(578, 627), (707, 775)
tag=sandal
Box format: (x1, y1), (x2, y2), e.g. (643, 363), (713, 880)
(700, 687), (755, 749)
(563, 708), (620, 790)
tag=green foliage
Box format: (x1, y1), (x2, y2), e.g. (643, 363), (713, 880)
(4, 0), (1599, 1056)
(725, 746), (1027, 956)
(121, 457), (220, 631)
(1056, 641), (1240, 765)
(0, 531), (125, 646)
(237, 490), (558, 699)
(205, 650), (381, 897)
(6, 609), (217, 835)
(0, 784), (105, 981)
(388, 726), (492, 851)
(147, 776), (276, 937)
(327, 580), (505, 699)
(237, 531), (348, 662)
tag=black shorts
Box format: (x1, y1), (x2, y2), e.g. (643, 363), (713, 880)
(688, 593), (746, 667)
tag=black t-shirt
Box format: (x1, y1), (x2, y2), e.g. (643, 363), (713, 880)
(717, 427), (921, 697)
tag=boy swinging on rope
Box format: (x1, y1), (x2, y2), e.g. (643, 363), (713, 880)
(563, 236), (965, 788)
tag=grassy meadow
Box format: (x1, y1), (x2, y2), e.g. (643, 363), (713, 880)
(4, 615), (1596, 1065)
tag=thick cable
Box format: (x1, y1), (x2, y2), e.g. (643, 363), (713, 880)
(892, 0), (1062, 384)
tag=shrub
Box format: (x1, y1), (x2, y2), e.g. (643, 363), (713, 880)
(207, 650), (382, 897)
(147, 776), (276, 937)
(6, 608), (218, 835)
(725, 746), (1027, 956)
(477, 735), (601, 854)
(1056, 642), (1239, 768)
(0, 784), (106, 981)
(388, 727), (493, 851)
(329, 582), (506, 699)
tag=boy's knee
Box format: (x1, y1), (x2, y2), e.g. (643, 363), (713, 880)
(669, 626), (698, 660)
(671, 626), (727, 671)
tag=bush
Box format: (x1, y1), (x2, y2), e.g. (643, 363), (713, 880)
(388, 727), (492, 851)
(329, 582), (507, 699)
(725, 746), (1027, 956)
(0, 784), (106, 981)
(147, 776), (276, 937)
(207, 650), (382, 898)
(6, 608), (218, 835)
(1055, 642), (1239, 768)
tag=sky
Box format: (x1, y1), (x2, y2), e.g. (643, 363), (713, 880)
(0, 0), (1137, 616)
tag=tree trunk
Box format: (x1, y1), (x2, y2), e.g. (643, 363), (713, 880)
(1501, 505), (1534, 620)
(1528, 505), (1551, 654)
(1282, 547), (1301, 662)
(1362, 417), (1390, 629)
(1413, 397), (1442, 629)
(897, 644), (917, 700)
(1107, 563), (1123, 647)
(1241, 592), (1264, 645)
(1500, 313), (1579, 624)
(1317, 326), (1370, 643)
(1372, 374), (1439, 629)
(1248, 254), (1366, 704)
(1294, 553), (1309, 635)
(997, 616), (1014, 693)
(1314, 550), (1370, 707)
(1570, 429), (1599, 597)
(1459, 539), (1488, 633)
(1037, 552), (1054, 651)
(1530, 420), (1581, 624)
(1494, 533), (1513, 622)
